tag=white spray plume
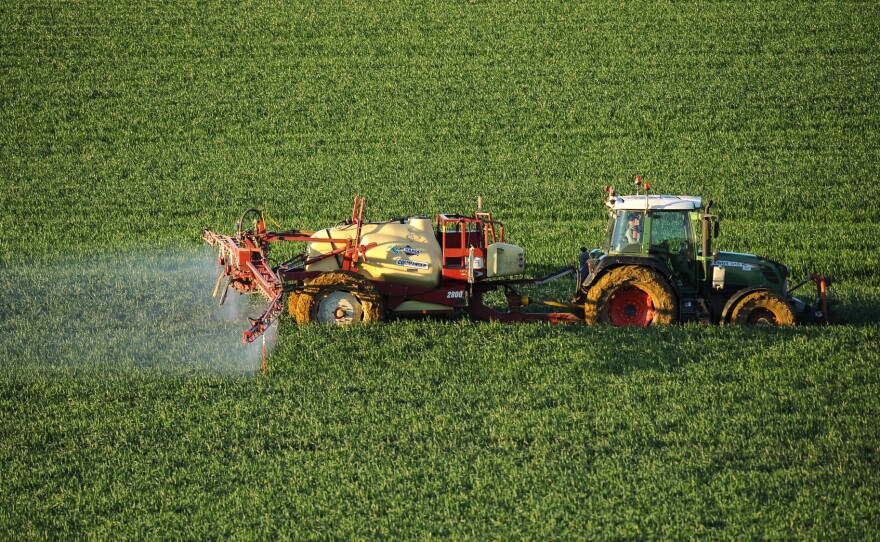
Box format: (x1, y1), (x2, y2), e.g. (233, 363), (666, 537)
(0, 245), (279, 377)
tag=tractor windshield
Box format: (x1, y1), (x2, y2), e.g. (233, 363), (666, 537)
(609, 211), (645, 253)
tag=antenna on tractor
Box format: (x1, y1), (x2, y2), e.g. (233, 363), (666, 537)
(477, 195), (483, 212)
(636, 175), (651, 214)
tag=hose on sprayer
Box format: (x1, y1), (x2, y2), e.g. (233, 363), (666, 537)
(236, 208), (262, 240)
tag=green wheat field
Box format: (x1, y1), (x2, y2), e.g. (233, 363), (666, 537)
(2, 1), (879, 539)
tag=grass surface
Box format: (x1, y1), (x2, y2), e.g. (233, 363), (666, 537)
(1, 0), (879, 539)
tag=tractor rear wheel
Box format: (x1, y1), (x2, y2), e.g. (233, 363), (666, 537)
(584, 266), (677, 326)
(728, 290), (795, 326)
(293, 271), (384, 325)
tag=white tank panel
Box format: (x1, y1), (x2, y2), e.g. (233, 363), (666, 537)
(487, 242), (525, 278)
(306, 220), (442, 288)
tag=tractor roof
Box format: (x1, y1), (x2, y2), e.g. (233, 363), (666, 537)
(607, 195), (702, 211)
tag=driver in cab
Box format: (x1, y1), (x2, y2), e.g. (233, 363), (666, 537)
(624, 213), (642, 244)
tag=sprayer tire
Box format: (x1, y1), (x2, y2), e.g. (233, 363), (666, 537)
(293, 271), (384, 325)
(584, 266), (677, 326)
(728, 290), (795, 326)
(286, 291), (301, 318)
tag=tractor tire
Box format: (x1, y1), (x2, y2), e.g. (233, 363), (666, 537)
(293, 271), (384, 325)
(728, 290), (795, 326)
(584, 266), (677, 327)
(286, 291), (301, 318)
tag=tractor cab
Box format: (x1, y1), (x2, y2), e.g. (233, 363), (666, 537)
(601, 194), (704, 292)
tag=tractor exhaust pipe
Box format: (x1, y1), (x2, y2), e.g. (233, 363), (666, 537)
(701, 200), (713, 260)
(700, 200), (719, 287)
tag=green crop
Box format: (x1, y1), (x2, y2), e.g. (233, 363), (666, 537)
(2, 0), (879, 539)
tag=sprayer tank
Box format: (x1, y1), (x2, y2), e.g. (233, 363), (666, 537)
(306, 217), (442, 287)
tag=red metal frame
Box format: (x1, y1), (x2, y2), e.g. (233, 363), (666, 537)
(435, 213), (506, 282)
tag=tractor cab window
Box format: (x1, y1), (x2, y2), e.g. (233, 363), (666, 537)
(610, 211), (645, 253)
(649, 211), (690, 250)
(649, 210), (695, 282)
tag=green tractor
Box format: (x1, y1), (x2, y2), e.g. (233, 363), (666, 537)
(574, 183), (832, 326)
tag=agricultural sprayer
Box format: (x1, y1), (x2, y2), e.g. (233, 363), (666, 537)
(203, 196), (580, 343)
(203, 188), (832, 344)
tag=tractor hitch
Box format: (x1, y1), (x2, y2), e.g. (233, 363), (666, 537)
(788, 268), (834, 324)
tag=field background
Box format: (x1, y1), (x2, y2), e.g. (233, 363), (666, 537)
(2, 0), (879, 539)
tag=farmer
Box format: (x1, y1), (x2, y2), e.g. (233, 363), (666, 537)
(624, 213), (643, 244)
(578, 246), (589, 280)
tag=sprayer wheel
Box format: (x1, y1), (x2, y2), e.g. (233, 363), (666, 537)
(286, 291), (301, 318)
(728, 290), (795, 326)
(584, 266), (677, 326)
(287, 290), (302, 320)
(293, 271), (384, 325)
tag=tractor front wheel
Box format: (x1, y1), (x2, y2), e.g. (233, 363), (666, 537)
(584, 266), (677, 327)
(728, 291), (795, 326)
(292, 271), (384, 325)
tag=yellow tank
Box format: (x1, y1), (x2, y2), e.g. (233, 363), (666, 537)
(487, 242), (525, 278)
(306, 217), (442, 288)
